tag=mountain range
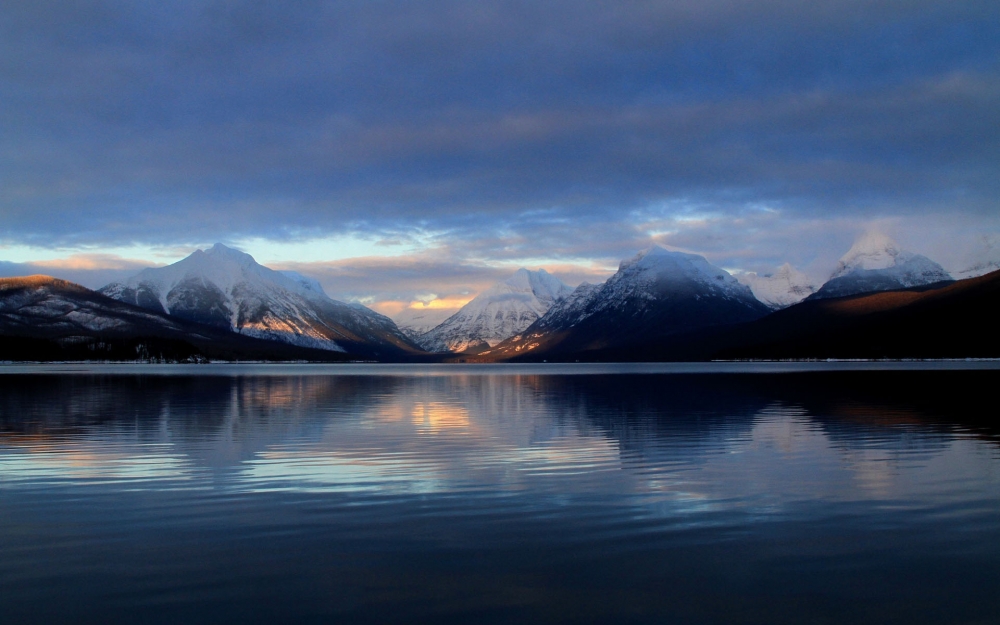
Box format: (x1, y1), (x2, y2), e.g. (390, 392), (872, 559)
(2, 234), (994, 362)
(482, 246), (771, 358)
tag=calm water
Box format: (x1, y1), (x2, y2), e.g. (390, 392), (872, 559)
(1, 363), (999, 624)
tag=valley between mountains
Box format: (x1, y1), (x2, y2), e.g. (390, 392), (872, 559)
(2, 235), (996, 362)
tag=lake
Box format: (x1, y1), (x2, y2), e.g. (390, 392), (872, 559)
(1, 363), (999, 624)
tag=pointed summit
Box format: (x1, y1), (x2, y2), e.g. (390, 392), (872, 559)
(832, 230), (904, 276)
(416, 268), (573, 353)
(206, 242), (247, 256)
(99, 244), (421, 358)
(810, 231), (952, 300)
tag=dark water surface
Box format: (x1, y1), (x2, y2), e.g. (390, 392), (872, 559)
(1, 363), (999, 624)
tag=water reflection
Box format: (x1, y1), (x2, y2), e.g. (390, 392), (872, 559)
(1, 370), (997, 509)
(2, 367), (1000, 625)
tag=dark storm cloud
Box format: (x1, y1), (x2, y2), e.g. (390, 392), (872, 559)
(1, 0), (997, 249)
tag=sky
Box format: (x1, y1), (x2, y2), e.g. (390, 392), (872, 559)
(1, 0), (998, 319)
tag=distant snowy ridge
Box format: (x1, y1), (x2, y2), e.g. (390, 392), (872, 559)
(484, 246), (770, 358)
(957, 260), (1000, 279)
(810, 232), (952, 300)
(100, 243), (418, 357)
(736, 263), (816, 309)
(418, 268), (573, 353)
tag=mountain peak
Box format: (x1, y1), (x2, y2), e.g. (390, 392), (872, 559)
(776, 262), (796, 276)
(486, 246), (770, 359)
(811, 231), (952, 300)
(619, 246), (719, 276)
(500, 267), (570, 301)
(620, 245), (674, 270)
(98, 245), (420, 356)
(834, 231), (903, 275)
(504, 267), (536, 289)
(204, 242), (256, 264)
(417, 267), (573, 353)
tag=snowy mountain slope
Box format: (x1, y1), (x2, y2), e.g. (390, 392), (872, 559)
(0, 275), (357, 362)
(280, 270), (328, 297)
(418, 268), (573, 353)
(809, 232), (952, 300)
(736, 263), (816, 309)
(1, 276), (190, 338)
(530, 282), (603, 331)
(479, 282), (603, 358)
(100, 243), (422, 358)
(484, 246), (770, 358)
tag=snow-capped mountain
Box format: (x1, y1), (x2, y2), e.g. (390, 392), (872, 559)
(809, 232), (953, 300)
(485, 246), (770, 358)
(418, 268), (573, 353)
(100, 243), (421, 358)
(0, 275), (364, 361)
(736, 263), (816, 309)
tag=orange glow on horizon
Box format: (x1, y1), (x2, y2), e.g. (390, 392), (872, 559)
(414, 296), (474, 310)
(33, 254), (157, 271)
(372, 295), (474, 316)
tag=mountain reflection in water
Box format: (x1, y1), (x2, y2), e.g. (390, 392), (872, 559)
(1, 366), (998, 624)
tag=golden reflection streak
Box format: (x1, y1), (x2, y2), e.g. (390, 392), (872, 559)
(410, 402), (470, 432)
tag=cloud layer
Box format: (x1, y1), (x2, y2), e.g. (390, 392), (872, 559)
(1, 0), (998, 306)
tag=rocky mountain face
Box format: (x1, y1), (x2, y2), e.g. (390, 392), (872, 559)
(809, 232), (952, 300)
(417, 268), (573, 353)
(736, 263), (816, 309)
(1, 275), (191, 341)
(100, 243), (422, 359)
(484, 246), (770, 359)
(0, 275), (365, 362)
